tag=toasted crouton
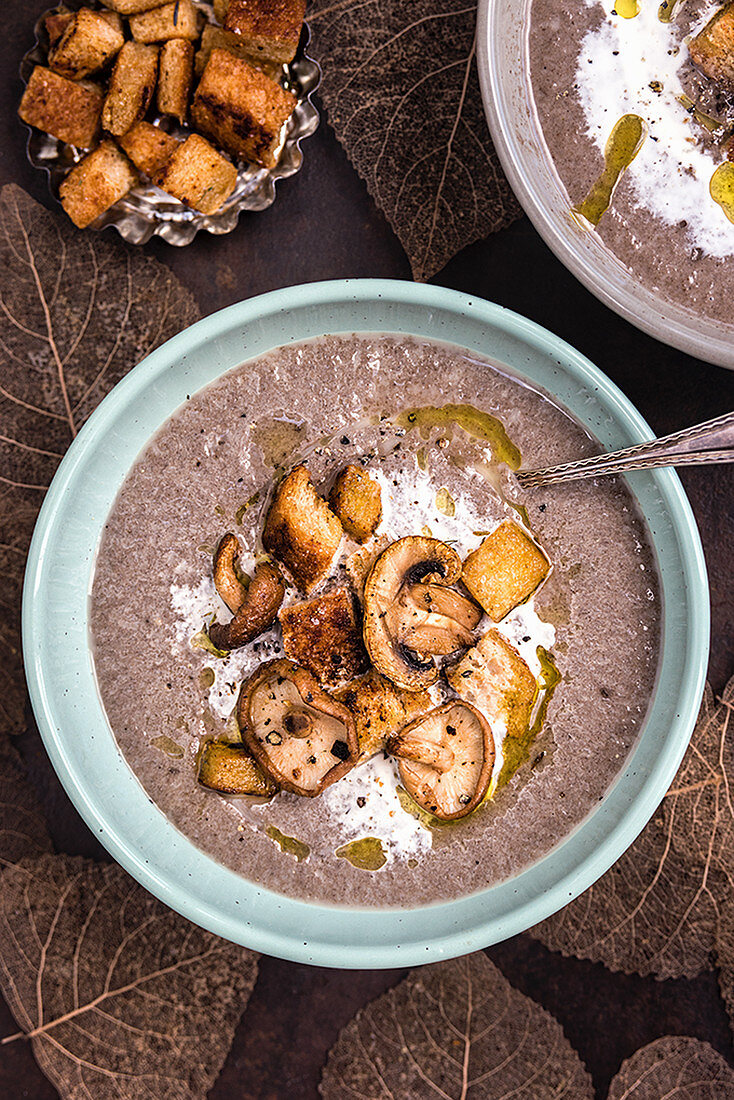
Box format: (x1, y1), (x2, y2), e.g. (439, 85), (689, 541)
(58, 10), (123, 41)
(59, 140), (137, 227)
(49, 8), (124, 80)
(279, 590), (368, 686)
(191, 48), (296, 167)
(345, 535), (390, 600)
(157, 39), (194, 120)
(102, 41), (159, 137)
(194, 24), (281, 78)
(446, 629), (537, 743)
(336, 670), (432, 761)
(263, 465), (344, 592)
(129, 0), (203, 43)
(689, 2), (734, 85)
(214, 0), (230, 22)
(19, 66), (103, 148)
(198, 741), (277, 796)
(461, 520), (551, 621)
(154, 133), (237, 213)
(224, 0), (306, 64)
(100, 0), (171, 11)
(329, 465), (382, 543)
(45, 11), (74, 46)
(99, 10), (124, 34)
(118, 120), (179, 175)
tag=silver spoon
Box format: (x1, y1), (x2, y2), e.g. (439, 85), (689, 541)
(516, 411), (734, 488)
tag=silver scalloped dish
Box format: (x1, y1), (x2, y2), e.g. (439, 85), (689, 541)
(19, 2), (321, 245)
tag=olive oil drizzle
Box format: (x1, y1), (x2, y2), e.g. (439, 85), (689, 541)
(335, 836), (387, 870)
(710, 161), (734, 223)
(235, 492), (260, 525)
(657, 0), (681, 22)
(435, 486), (456, 516)
(496, 647), (561, 791)
(509, 502), (531, 529)
(574, 114), (647, 226)
(151, 735), (185, 758)
(614, 0), (640, 17)
(190, 628), (229, 658)
(397, 786), (452, 830)
(395, 405), (521, 469)
(677, 93), (728, 137)
(266, 825), (310, 861)
(251, 415), (307, 469)
(198, 667), (215, 689)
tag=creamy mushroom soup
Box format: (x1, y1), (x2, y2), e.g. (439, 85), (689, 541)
(529, 0), (734, 327)
(90, 335), (660, 906)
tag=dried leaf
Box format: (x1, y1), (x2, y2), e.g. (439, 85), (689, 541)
(0, 744), (52, 868)
(0, 853), (257, 1100)
(0, 486), (37, 742)
(672, 678), (734, 886)
(320, 950), (593, 1099)
(714, 893), (734, 1041)
(0, 183), (200, 740)
(308, 1), (521, 281)
(607, 1036), (734, 1099)
(530, 678), (734, 980)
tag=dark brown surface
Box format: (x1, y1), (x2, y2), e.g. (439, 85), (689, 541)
(2, 2), (734, 1097)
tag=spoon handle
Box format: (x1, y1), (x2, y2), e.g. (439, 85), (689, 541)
(517, 411), (734, 488)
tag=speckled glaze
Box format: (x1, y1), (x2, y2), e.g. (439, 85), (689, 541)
(22, 281), (708, 966)
(90, 334), (659, 906)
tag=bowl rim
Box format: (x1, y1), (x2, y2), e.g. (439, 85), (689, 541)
(476, 0), (734, 370)
(22, 278), (709, 968)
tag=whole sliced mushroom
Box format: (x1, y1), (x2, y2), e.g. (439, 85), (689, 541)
(387, 702), (495, 821)
(362, 536), (482, 690)
(237, 658), (358, 796)
(209, 534), (285, 650)
(213, 532), (248, 613)
(394, 582), (482, 655)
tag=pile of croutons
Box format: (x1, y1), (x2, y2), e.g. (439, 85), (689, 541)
(18, 0), (306, 228)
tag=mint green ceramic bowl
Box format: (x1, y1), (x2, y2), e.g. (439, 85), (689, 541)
(23, 280), (708, 968)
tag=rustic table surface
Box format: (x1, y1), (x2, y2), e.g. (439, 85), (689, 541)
(2, 3), (734, 1097)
